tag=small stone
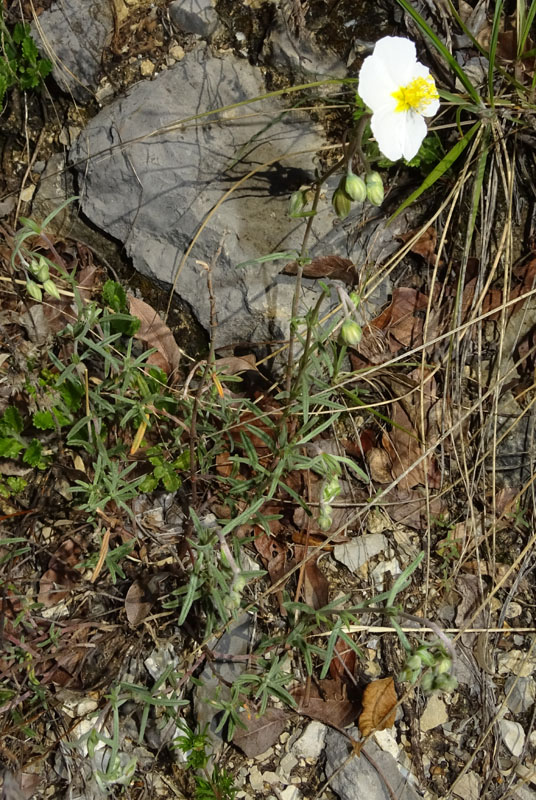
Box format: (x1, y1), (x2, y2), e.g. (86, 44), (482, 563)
(452, 771), (481, 800)
(420, 696), (449, 733)
(513, 785), (536, 800)
(505, 676), (536, 714)
(499, 719), (525, 757)
(249, 766), (263, 792)
(170, 0), (219, 38)
(140, 59), (155, 77)
(505, 602), (523, 619)
(262, 772), (281, 786)
(169, 44), (185, 61)
(279, 753), (298, 781)
(373, 730), (400, 759)
(279, 788), (303, 800)
(333, 534), (387, 572)
(371, 557), (401, 589)
(292, 721), (327, 760)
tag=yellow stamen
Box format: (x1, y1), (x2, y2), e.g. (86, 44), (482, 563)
(392, 75), (438, 113)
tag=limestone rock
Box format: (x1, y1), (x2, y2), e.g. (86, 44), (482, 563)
(32, 0), (113, 101)
(170, 0), (220, 38)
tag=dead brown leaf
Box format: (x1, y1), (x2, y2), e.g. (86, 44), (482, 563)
(381, 486), (446, 530)
(128, 296), (181, 376)
(38, 538), (82, 607)
(293, 679), (359, 729)
(370, 287), (431, 353)
(329, 636), (357, 684)
(294, 545), (329, 609)
(358, 677), (397, 737)
(254, 531), (288, 614)
(398, 226), (438, 263)
(232, 707), (288, 757)
(125, 579), (154, 626)
(283, 255), (355, 285)
(381, 368), (442, 489)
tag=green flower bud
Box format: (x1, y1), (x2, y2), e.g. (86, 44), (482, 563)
(366, 171), (384, 206)
(433, 673), (458, 693)
(317, 510), (333, 531)
(348, 291), (360, 308)
(289, 189), (308, 217)
(42, 279), (61, 300)
(332, 186), (352, 220)
(406, 654), (422, 671)
(434, 654), (452, 675)
(344, 172), (367, 203)
(26, 279), (42, 302)
(420, 672), (435, 693)
(36, 261), (50, 283)
(340, 319), (362, 346)
(414, 646), (436, 667)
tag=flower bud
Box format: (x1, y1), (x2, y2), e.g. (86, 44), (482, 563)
(42, 279), (61, 300)
(433, 654), (452, 675)
(332, 186), (352, 220)
(366, 171), (384, 206)
(348, 291), (360, 308)
(340, 319), (362, 346)
(289, 189), (308, 217)
(26, 279), (42, 302)
(344, 172), (367, 203)
(317, 510), (333, 531)
(433, 673), (458, 693)
(414, 646), (436, 667)
(36, 261), (50, 283)
(406, 654), (422, 671)
(420, 672), (435, 693)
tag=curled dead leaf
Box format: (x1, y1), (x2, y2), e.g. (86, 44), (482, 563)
(358, 677), (397, 737)
(283, 255), (355, 285)
(128, 296), (181, 376)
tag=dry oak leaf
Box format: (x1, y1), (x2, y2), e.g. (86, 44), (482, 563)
(397, 225), (438, 263)
(370, 287), (431, 353)
(358, 677), (397, 737)
(128, 296), (181, 376)
(283, 255), (355, 285)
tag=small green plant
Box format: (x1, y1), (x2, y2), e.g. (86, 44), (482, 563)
(0, 13), (52, 111)
(0, 406), (47, 468)
(174, 723), (237, 800)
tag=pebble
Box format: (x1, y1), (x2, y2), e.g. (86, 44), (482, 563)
(373, 729), (400, 759)
(291, 721), (327, 760)
(505, 602), (523, 619)
(249, 766), (263, 792)
(279, 753), (298, 781)
(279, 788), (303, 800)
(140, 59), (155, 77)
(420, 695), (449, 732)
(505, 676), (536, 714)
(333, 534), (387, 572)
(452, 770), (481, 799)
(499, 719), (526, 757)
(371, 557), (401, 589)
(169, 44), (185, 60)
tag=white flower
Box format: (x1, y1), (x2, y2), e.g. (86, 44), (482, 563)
(358, 36), (439, 162)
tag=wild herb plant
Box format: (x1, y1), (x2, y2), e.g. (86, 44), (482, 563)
(0, 11), (52, 111)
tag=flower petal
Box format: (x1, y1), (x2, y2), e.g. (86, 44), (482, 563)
(372, 37), (417, 86)
(401, 112), (427, 160)
(358, 56), (397, 112)
(370, 108), (405, 161)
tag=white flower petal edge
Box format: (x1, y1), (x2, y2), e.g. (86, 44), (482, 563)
(358, 36), (439, 162)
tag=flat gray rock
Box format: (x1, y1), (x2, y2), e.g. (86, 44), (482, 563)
(32, 0), (113, 101)
(70, 47), (403, 347)
(325, 729), (421, 800)
(170, 0), (220, 38)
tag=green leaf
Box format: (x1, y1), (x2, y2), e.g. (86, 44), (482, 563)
(32, 410), (55, 430)
(0, 438), (24, 458)
(102, 279), (127, 313)
(21, 36), (38, 66)
(23, 439), (44, 467)
(0, 406), (24, 434)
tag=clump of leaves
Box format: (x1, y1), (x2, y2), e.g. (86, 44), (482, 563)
(0, 406), (47, 468)
(174, 723), (237, 800)
(0, 13), (52, 111)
